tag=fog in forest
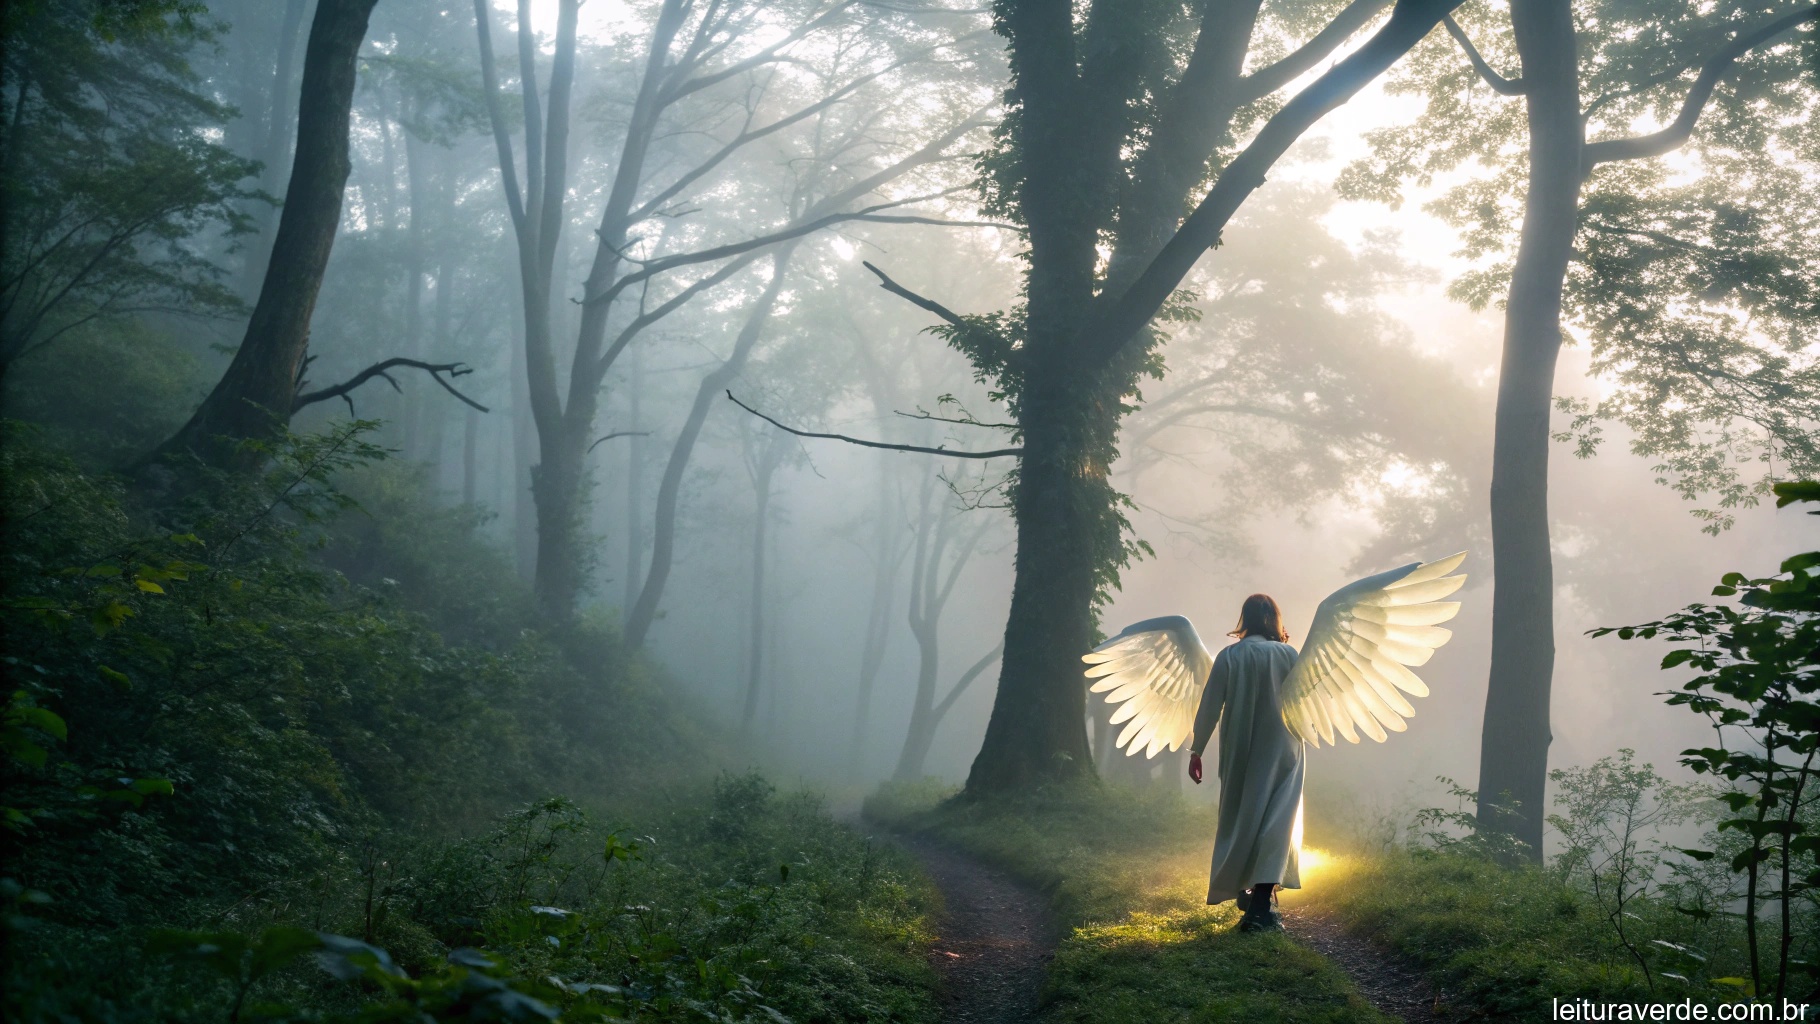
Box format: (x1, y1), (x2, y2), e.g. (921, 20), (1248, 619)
(7, 0), (1806, 822)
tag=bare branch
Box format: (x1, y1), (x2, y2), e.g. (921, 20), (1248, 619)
(895, 408), (1018, 430)
(1582, 4), (1819, 169)
(588, 430), (651, 454)
(585, 193), (977, 309)
(933, 641), (1004, 720)
(862, 260), (970, 327)
(726, 391), (1023, 458)
(662, 2), (859, 105)
(1441, 14), (1525, 95)
(293, 358), (491, 414)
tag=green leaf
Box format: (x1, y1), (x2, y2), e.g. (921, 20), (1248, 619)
(99, 666), (131, 689)
(133, 578), (164, 594)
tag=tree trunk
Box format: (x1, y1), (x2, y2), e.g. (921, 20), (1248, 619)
(894, 483), (943, 780)
(510, 325), (539, 581)
(155, 0), (379, 468)
(624, 254), (792, 649)
(741, 436), (785, 730)
(847, 460), (904, 771)
(474, 0), (579, 609)
(401, 123), (428, 457)
(965, 370), (1104, 791)
(623, 348), (647, 617)
(1475, 0), (1582, 858)
(463, 407), (479, 505)
(238, 0), (309, 300)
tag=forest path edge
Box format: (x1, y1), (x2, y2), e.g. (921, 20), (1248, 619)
(873, 829), (1055, 1023)
(1285, 900), (1450, 1023)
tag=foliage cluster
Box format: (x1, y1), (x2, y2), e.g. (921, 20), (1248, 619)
(0, 421), (935, 1023)
(0, 0), (256, 369)
(1326, 486), (1820, 1017)
(1590, 480), (1820, 1001)
(863, 778), (1392, 1023)
(1338, 0), (1820, 526)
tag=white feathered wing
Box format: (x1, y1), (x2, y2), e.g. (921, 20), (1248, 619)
(1080, 616), (1213, 759)
(1080, 553), (1467, 758)
(1279, 552), (1467, 748)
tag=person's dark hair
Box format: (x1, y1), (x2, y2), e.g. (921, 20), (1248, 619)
(1228, 593), (1289, 643)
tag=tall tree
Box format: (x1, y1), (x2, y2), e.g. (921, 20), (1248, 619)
(1344, 0), (1819, 853)
(839, 0), (1469, 793)
(154, 0), (383, 466)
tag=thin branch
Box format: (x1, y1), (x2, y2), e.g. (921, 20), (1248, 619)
(585, 193), (975, 309)
(933, 641), (1004, 720)
(862, 260), (969, 327)
(293, 358), (491, 414)
(726, 391), (1023, 458)
(662, 1), (858, 105)
(1441, 14), (1525, 95)
(895, 409), (1018, 430)
(588, 430), (651, 454)
(1582, 4), (1819, 169)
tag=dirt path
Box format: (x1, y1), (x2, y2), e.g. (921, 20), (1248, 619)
(1284, 904), (1449, 1023)
(885, 832), (1054, 1024)
(872, 824), (1440, 1023)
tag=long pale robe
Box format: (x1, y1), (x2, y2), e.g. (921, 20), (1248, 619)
(1190, 633), (1305, 905)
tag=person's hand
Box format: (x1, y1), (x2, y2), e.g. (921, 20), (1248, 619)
(1188, 753), (1203, 785)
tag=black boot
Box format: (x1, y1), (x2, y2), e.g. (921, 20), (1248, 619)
(1238, 884), (1282, 932)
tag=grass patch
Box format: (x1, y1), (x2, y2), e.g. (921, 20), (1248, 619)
(864, 779), (1395, 1024)
(1312, 845), (1755, 1022)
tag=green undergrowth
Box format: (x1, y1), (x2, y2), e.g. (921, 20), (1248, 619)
(864, 778), (1395, 1024)
(1, 421), (938, 1023)
(1313, 846), (1754, 1022)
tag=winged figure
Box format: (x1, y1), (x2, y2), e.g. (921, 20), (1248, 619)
(1079, 552), (1467, 932)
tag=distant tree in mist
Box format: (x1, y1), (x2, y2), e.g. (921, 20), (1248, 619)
(475, 0), (994, 620)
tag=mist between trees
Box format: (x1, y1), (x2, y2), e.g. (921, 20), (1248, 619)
(2, 0), (1819, 1018)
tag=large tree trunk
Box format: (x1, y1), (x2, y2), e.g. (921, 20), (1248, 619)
(156, 0), (378, 467)
(1474, 0), (1582, 858)
(624, 255), (792, 649)
(965, 370), (1105, 791)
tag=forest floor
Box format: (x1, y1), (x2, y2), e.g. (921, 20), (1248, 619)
(886, 821), (1443, 1023)
(1282, 902), (1448, 1023)
(887, 831), (1056, 1023)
